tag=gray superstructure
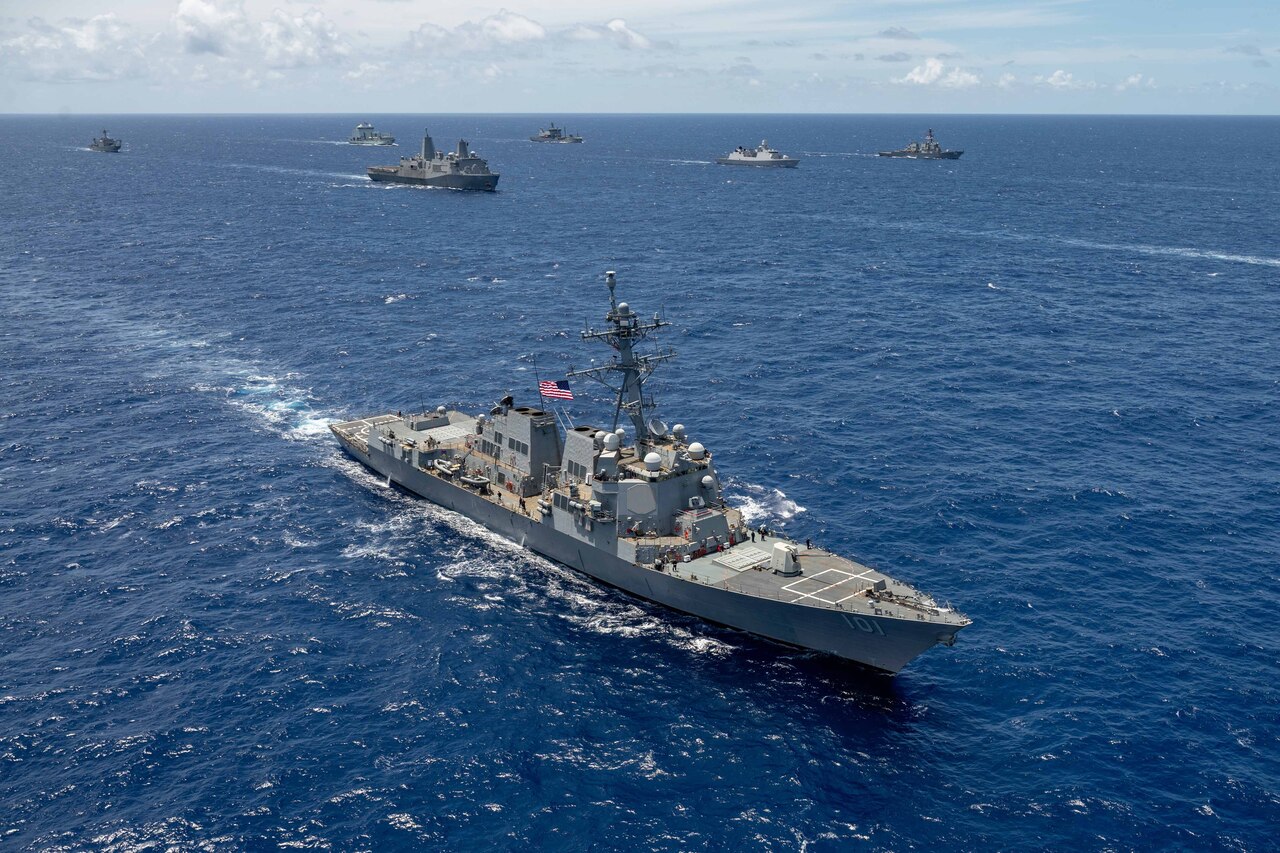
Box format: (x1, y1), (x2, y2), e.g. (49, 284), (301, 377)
(331, 272), (969, 672)
(367, 129), (499, 191)
(349, 122), (396, 145)
(530, 123), (583, 143)
(716, 140), (799, 167)
(89, 130), (121, 153)
(878, 128), (962, 160)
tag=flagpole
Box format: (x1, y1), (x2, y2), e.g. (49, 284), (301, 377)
(532, 354), (543, 406)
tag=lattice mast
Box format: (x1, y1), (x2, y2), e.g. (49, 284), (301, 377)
(568, 271), (676, 442)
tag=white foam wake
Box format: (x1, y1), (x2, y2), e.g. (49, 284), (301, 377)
(204, 371), (339, 441)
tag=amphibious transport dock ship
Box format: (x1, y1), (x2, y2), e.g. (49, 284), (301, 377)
(716, 140), (799, 167)
(367, 129), (499, 191)
(332, 272), (969, 672)
(530, 123), (583, 143)
(878, 129), (962, 160)
(89, 130), (122, 153)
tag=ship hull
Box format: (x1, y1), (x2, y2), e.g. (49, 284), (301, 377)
(367, 168), (498, 191)
(90, 144), (121, 153)
(715, 158), (799, 167)
(877, 151), (962, 159)
(336, 431), (950, 673)
(530, 138), (583, 143)
(350, 140), (396, 146)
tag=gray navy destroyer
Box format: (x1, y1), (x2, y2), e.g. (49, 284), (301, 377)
(89, 130), (121, 153)
(530, 123), (583, 143)
(878, 129), (962, 160)
(349, 122), (396, 146)
(367, 129), (498, 191)
(332, 272), (970, 672)
(716, 140), (799, 167)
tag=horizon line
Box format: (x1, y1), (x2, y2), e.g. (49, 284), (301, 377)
(3, 111), (1277, 118)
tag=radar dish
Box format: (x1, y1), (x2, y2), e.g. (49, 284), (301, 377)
(647, 418), (669, 437)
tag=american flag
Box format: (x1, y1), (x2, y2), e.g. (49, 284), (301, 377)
(539, 380), (574, 401)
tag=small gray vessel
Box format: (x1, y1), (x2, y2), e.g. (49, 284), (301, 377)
(878, 129), (962, 160)
(367, 129), (498, 191)
(716, 140), (799, 167)
(89, 130), (121, 153)
(349, 122), (396, 146)
(530, 123), (583, 143)
(331, 271), (970, 672)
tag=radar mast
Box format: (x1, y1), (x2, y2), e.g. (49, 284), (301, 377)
(568, 271), (676, 442)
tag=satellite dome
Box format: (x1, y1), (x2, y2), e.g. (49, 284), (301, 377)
(644, 452), (662, 471)
(617, 302), (630, 315)
(603, 433), (620, 451)
(436, 405), (447, 415)
(594, 430), (607, 444)
(701, 475), (715, 489)
(672, 424), (686, 439)
(688, 442), (705, 460)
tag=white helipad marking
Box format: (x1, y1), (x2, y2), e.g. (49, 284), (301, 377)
(781, 567), (878, 605)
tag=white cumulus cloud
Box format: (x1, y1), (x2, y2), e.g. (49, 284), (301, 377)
(1116, 72), (1156, 91)
(173, 0), (249, 56)
(0, 14), (148, 81)
(898, 57), (980, 88)
(410, 10), (547, 54)
(259, 9), (347, 68)
(1035, 69), (1098, 90)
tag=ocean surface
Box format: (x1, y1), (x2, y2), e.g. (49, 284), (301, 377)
(1, 114), (1278, 850)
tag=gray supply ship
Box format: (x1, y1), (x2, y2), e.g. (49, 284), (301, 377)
(349, 122), (396, 145)
(331, 271), (970, 673)
(530, 123), (583, 143)
(367, 129), (499, 191)
(716, 140), (799, 167)
(89, 130), (121, 153)
(878, 129), (962, 159)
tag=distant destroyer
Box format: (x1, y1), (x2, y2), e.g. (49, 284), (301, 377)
(349, 122), (396, 146)
(367, 129), (499, 191)
(716, 140), (799, 167)
(530, 123), (583, 143)
(331, 271), (969, 672)
(89, 130), (121, 153)
(878, 129), (962, 160)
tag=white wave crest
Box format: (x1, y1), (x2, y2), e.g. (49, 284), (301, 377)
(725, 482), (806, 525)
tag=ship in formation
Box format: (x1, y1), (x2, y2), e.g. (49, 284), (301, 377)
(348, 122), (396, 146)
(331, 271), (970, 672)
(89, 130), (121, 153)
(367, 129), (499, 191)
(530, 123), (583, 143)
(716, 140), (799, 167)
(878, 129), (962, 160)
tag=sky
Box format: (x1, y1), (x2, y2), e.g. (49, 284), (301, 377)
(0, 0), (1276, 114)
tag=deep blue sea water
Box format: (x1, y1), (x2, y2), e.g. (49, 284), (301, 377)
(1, 114), (1278, 850)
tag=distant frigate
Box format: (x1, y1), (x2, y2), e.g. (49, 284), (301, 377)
(89, 130), (122, 153)
(367, 129), (499, 191)
(716, 140), (799, 167)
(878, 129), (963, 160)
(331, 271), (970, 673)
